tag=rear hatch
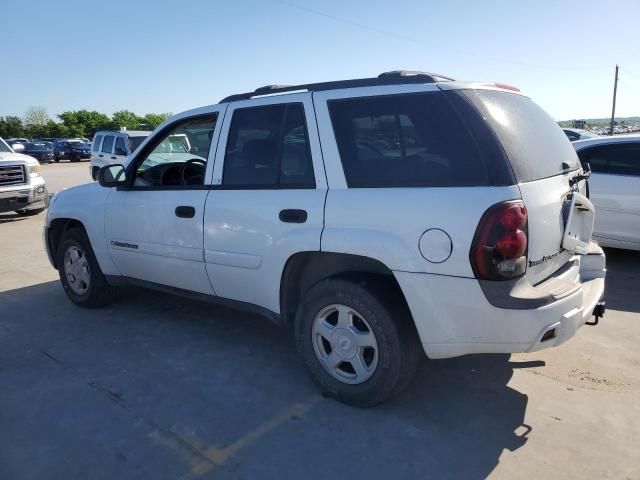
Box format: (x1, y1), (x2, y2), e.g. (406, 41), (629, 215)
(462, 89), (589, 284)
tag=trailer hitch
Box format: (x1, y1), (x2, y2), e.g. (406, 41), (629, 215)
(586, 301), (605, 326)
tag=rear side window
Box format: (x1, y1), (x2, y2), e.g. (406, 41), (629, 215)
(223, 103), (315, 188)
(463, 90), (580, 182)
(114, 137), (127, 156)
(101, 135), (115, 154)
(328, 92), (490, 188)
(92, 135), (103, 152)
(578, 143), (640, 176)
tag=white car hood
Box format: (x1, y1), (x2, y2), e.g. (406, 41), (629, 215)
(0, 152), (38, 165)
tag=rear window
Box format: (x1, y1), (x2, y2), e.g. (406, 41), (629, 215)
(329, 92), (492, 188)
(463, 90), (580, 182)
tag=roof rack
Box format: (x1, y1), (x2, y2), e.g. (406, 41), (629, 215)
(219, 70), (454, 103)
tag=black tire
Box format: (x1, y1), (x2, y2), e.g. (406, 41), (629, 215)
(70, 155), (79, 162)
(295, 278), (422, 407)
(91, 167), (99, 180)
(56, 227), (118, 308)
(54, 156), (60, 163)
(15, 208), (46, 216)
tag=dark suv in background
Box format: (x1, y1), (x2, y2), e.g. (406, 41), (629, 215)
(53, 140), (91, 162)
(22, 142), (55, 163)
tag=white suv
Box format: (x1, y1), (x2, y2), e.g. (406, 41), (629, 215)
(43, 72), (606, 406)
(90, 130), (151, 180)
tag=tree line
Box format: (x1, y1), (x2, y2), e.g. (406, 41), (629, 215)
(0, 106), (171, 140)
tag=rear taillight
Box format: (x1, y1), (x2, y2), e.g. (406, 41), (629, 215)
(470, 200), (528, 280)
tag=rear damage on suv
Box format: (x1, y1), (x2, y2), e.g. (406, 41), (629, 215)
(394, 86), (605, 359)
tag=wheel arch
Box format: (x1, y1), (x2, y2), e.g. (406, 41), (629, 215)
(280, 251), (413, 329)
(47, 217), (86, 269)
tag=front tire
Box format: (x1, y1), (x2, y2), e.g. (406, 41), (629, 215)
(56, 227), (118, 308)
(295, 278), (422, 407)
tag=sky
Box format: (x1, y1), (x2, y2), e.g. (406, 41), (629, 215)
(2, 0), (640, 121)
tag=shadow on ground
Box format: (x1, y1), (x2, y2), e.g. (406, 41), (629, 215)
(603, 247), (640, 314)
(0, 280), (534, 479)
(0, 212), (29, 224)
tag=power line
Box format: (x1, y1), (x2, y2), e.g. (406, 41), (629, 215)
(274, 0), (601, 72)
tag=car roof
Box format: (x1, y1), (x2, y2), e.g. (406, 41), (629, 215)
(94, 130), (152, 137)
(572, 134), (640, 150)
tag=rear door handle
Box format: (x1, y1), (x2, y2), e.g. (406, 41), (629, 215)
(279, 209), (307, 223)
(111, 156), (116, 160)
(98, 154), (103, 157)
(175, 206), (196, 218)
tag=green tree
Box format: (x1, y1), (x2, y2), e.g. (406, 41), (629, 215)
(0, 116), (25, 138)
(139, 113), (171, 130)
(111, 110), (142, 130)
(58, 110), (110, 137)
(24, 106), (50, 127)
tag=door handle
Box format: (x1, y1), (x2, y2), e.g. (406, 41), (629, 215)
(175, 206), (196, 218)
(98, 154), (103, 157)
(111, 156), (116, 160)
(279, 209), (307, 223)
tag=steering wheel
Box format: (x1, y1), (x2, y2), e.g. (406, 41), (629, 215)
(179, 159), (206, 185)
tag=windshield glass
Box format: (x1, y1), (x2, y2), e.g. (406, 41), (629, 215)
(0, 139), (12, 153)
(463, 90), (581, 181)
(129, 136), (147, 153)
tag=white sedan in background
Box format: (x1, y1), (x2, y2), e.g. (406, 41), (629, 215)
(574, 135), (640, 250)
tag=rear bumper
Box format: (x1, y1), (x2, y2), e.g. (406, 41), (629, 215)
(395, 243), (606, 359)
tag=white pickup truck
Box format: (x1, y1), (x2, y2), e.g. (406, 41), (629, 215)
(43, 71), (606, 406)
(0, 137), (49, 216)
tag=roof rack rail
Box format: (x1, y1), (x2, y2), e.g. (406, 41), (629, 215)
(219, 70), (453, 103)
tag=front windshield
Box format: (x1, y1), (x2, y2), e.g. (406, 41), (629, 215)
(0, 139), (12, 153)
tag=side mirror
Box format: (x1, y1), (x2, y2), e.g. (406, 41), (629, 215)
(98, 164), (128, 187)
(12, 143), (25, 153)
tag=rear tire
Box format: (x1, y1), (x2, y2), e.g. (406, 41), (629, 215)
(56, 227), (118, 308)
(295, 278), (422, 407)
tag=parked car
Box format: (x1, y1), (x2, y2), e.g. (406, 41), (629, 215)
(53, 139), (92, 162)
(573, 135), (640, 250)
(563, 128), (599, 142)
(5, 138), (29, 149)
(43, 71), (606, 406)
(33, 138), (60, 144)
(90, 130), (151, 180)
(21, 142), (55, 164)
(0, 137), (49, 215)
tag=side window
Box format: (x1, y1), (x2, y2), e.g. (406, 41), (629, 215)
(114, 137), (127, 156)
(92, 135), (103, 152)
(101, 136), (115, 154)
(328, 92), (489, 188)
(133, 114), (217, 187)
(222, 103), (315, 187)
(579, 143), (640, 176)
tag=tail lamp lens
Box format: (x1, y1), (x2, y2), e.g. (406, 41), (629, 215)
(470, 201), (528, 280)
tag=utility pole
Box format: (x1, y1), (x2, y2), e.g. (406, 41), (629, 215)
(610, 64), (619, 135)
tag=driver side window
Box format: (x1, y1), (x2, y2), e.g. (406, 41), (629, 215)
(133, 113), (217, 187)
